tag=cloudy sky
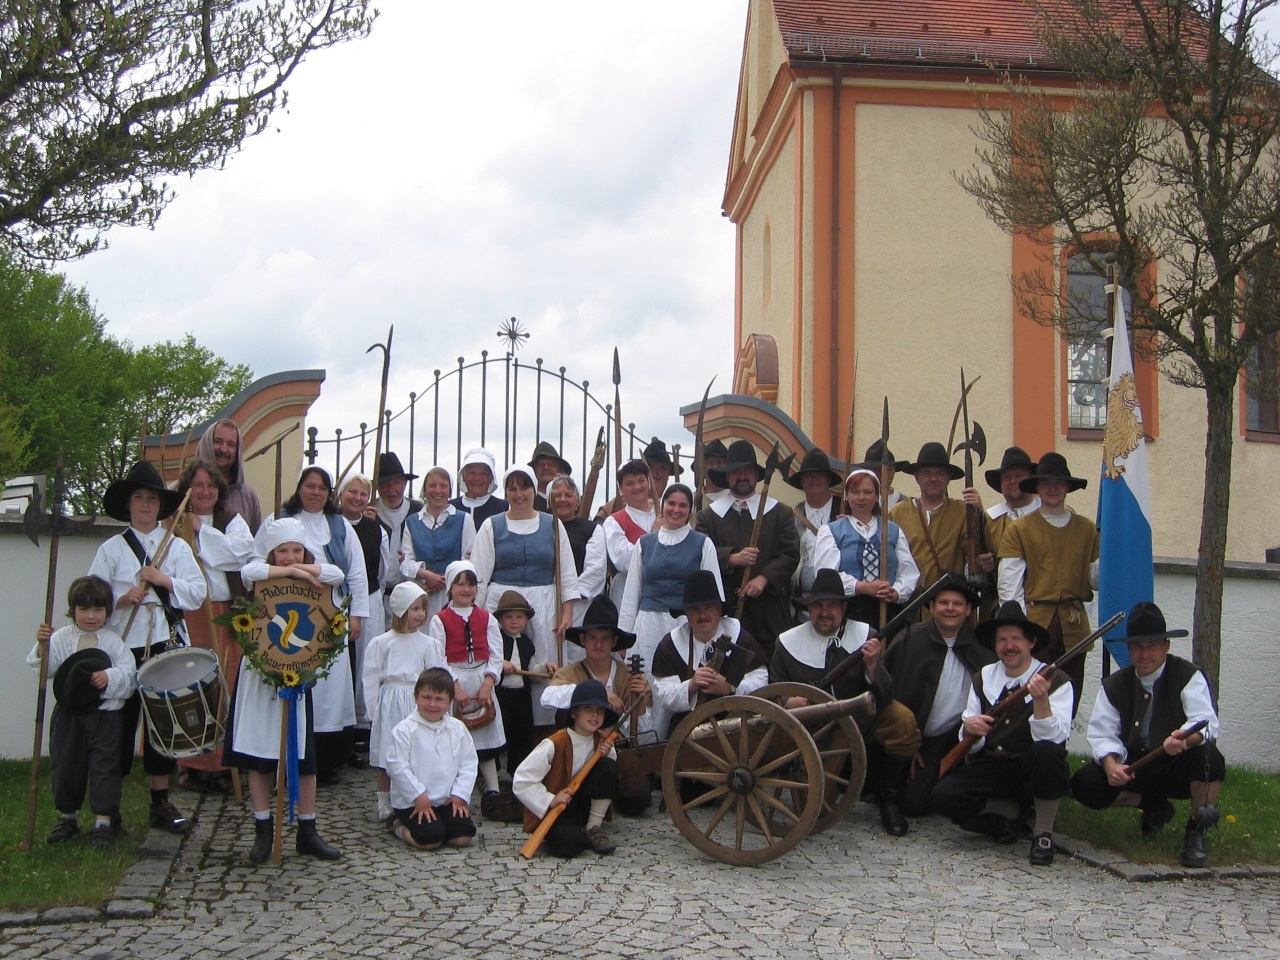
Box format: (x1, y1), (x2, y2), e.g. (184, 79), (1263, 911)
(61, 1), (745, 479)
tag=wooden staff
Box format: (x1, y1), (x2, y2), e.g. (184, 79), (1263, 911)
(189, 547), (244, 804)
(366, 325), (395, 494)
(245, 423), (301, 518)
(119, 488), (194, 647)
(612, 348), (623, 475)
(552, 515), (564, 669)
(275, 704), (287, 865)
(690, 377), (715, 512)
(878, 398), (891, 629)
(578, 427), (606, 520)
(733, 444), (792, 619)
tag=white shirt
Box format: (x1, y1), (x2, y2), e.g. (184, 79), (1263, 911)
(962, 658), (1073, 753)
(191, 514), (253, 602)
(576, 525), (609, 601)
(512, 727), (616, 819)
(651, 619), (769, 713)
(922, 635), (972, 738)
(812, 516), (920, 602)
(89, 526), (207, 649)
(795, 499), (836, 594)
(254, 511), (369, 617)
(469, 514), (580, 611)
(385, 711), (478, 809)
(377, 499), (414, 589)
(427, 604), (504, 679)
(602, 504), (655, 603)
(986, 496), (1041, 522)
(27, 625), (136, 710)
(1086, 660), (1220, 763)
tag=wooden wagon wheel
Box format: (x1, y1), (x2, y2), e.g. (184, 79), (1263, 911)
(754, 682), (867, 835)
(661, 694), (824, 866)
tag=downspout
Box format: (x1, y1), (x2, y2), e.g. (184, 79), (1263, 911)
(829, 66), (843, 453)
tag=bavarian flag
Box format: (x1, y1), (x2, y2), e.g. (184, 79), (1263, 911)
(1098, 283), (1153, 669)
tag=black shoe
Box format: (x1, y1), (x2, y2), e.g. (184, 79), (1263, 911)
(878, 757), (911, 837)
(90, 823), (114, 850)
(47, 817), (79, 844)
(1180, 823), (1208, 868)
(347, 754), (367, 770)
(878, 796), (909, 837)
(480, 790), (502, 819)
(993, 816), (1020, 845)
(316, 768), (342, 787)
(1029, 832), (1055, 866)
(1140, 799), (1175, 839)
(296, 820), (341, 860)
(248, 818), (274, 864)
(149, 800), (190, 833)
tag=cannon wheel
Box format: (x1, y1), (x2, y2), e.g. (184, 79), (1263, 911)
(754, 682), (867, 835)
(661, 694), (824, 866)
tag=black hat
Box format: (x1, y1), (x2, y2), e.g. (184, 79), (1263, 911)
(669, 569), (728, 618)
(52, 649), (112, 713)
(703, 439), (729, 461)
(528, 441), (571, 476)
(985, 446), (1034, 492)
(1019, 452), (1087, 494)
(558, 678), (620, 729)
(975, 600), (1051, 652)
(786, 447), (842, 490)
(1123, 601), (1189, 643)
(707, 440), (764, 488)
(929, 572), (981, 608)
(902, 442), (964, 481)
(792, 568), (850, 608)
(862, 440), (909, 472)
(643, 438), (683, 476)
(565, 595), (636, 650)
(103, 461), (184, 523)
(377, 452), (418, 482)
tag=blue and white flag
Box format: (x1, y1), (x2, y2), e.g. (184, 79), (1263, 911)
(1097, 284), (1153, 668)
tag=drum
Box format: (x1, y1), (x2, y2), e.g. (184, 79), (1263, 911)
(137, 647), (226, 758)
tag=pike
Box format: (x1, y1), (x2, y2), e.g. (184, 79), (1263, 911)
(577, 426), (607, 519)
(366, 325), (394, 493)
(612, 347), (623, 476)
(734, 443), (794, 619)
(119, 487), (194, 648)
(691, 376), (715, 511)
(841, 353), (859, 475)
(877, 397), (891, 628)
(945, 373), (982, 457)
(244, 422), (301, 517)
(952, 368), (991, 608)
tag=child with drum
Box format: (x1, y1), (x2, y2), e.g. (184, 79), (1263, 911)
(29, 576), (138, 848)
(384, 667), (479, 849)
(426, 561), (506, 818)
(228, 517), (342, 862)
(362, 580), (446, 823)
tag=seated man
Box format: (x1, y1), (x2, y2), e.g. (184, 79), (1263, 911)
(771, 568), (922, 837)
(1070, 602), (1224, 868)
(930, 601), (1072, 866)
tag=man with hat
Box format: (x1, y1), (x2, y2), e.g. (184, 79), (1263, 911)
(374, 452), (421, 628)
(451, 446), (508, 530)
(528, 440), (572, 513)
(642, 438), (681, 495)
(650, 570), (770, 740)
(883, 574), (997, 816)
(694, 439), (800, 659)
(861, 439), (908, 511)
(959, 445), (1039, 619)
(771, 569), (923, 836)
(998, 452), (1100, 713)
(88, 460), (207, 833)
(787, 447), (843, 595)
(931, 601), (1073, 865)
(195, 418), (264, 533)
(1071, 602), (1224, 868)
(701, 438), (731, 504)
(602, 459), (657, 607)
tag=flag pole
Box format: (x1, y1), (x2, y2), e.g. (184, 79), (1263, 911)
(1100, 258), (1118, 678)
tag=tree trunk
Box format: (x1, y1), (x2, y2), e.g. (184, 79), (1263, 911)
(1192, 381), (1233, 696)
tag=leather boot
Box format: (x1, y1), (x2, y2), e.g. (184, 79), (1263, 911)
(248, 818), (274, 864)
(1179, 821), (1208, 869)
(878, 757), (911, 837)
(296, 819), (342, 860)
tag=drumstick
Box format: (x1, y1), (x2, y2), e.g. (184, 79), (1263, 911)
(513, 668), (556, 680)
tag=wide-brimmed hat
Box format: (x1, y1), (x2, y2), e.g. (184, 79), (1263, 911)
(707, 440), (764, 487)
(975, 600), (1051, 652)
(669, 569), (728, 618)
(52, 648), (112, 713)
(1019, 452), (1087, 494)
(786, 447), (842, 490)
(528, 441), (571, 476)
(985, 446), (1034, 492)
(389, 581), (429, 618)
(862, 440), (909, 472)
(929, 572), (982, 608)
(559, 678), (620, 729)
(1123, 601), (1189, 643)
(494, 590), (535, 619)
(103, 461), (184, 523)
(792, 568), (849, 608)
(643, 438), (683, 476)
(902, 442), (964, 481)
(565, 596), (636, 650)
(703, 439), (730, 461)
(376, 452), (417, 482)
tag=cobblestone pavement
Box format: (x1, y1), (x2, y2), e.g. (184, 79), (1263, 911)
(4, 769), (1277, 959)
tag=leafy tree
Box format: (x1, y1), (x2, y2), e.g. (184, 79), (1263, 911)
(0, 0), (376, 261)
(959, 0), (1280, 690)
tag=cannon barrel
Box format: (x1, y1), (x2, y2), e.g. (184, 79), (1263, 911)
(689, 691), (876, 740)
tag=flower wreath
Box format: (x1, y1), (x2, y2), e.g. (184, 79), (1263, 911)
(215, 596), (350, 689)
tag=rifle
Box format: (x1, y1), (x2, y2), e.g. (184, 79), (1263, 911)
(1126, 719), (1210, 775)
(518, 694), (645, 859)
(936, 609), (1126, 780)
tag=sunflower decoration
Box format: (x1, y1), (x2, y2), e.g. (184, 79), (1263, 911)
(215, 591), (348, 689)
(329, 612), (349, 638)
(231, 612), (255, 634)
(281, 669), (301, 688)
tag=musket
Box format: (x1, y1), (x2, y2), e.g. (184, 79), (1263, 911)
(1126, 719), (1211, 775)
(366, 325), (394, 493)
(691, 376), (715, 511)
(612, 348), (623, 475)
(119, 487), (194, 647)
(618, 654), (652, 801)
(694, 634), (750, 708)
(953, 368), (991, 607)
(518, 693), (646, 859)
(878, 397), (891, 628)
(577, 427), (607, 519)
(733, 443), (794, 619)
(936, 610), (1127, 780)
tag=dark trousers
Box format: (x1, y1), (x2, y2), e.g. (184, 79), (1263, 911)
(931, 740), (1071, 825)
(545, 757), (619, 859)
(497, 685), (534, 776)
(902, 731), (956, 816)
(394, 804), (477, 846)
(1071, 742), (1226, 809)
(121, 644), (178, 778)
(51, 706), (124, 817)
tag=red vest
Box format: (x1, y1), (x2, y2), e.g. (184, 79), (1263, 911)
(438, 607), (491, 664)
(610, 508), (646, 544)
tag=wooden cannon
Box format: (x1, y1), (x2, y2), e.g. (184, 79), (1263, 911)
(615, 684), (874, 866)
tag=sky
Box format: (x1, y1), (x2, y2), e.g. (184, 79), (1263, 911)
(59, 1), (746, 480)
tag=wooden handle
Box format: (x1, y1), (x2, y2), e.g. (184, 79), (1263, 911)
(519, 731), (619, 859)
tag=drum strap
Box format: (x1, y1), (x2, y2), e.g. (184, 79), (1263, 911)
(122, 531), (185, 631)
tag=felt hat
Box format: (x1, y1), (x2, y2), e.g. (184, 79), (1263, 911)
(494, 590), (535, 619)
(527, 441), (571, 476)
(1123, 601), (1189, 643)
(565, 595), (636, 650)
(792, 568), (850, 609)
(929, 572), (982, 608)
(901, 442), (964, 481)
(102, 461), (184, 523)
(975, 600), (1051, 652)
(786, 447), (842, 490)
(642, 438), (683, 475)
(376, 452), (417, 482)
(389, 581), (429, 618)
(558, 678), (620, 729)
(669, 569), (728, 618)
(862, 440), (909, 472)
(52, 648), (112, 713)
(457, 447), (498, 495)
(703, 439), (730, 461)
(984, 446), (1035, 493)
(1019, 452), (1088, 494)
(707, 440), (764, 488)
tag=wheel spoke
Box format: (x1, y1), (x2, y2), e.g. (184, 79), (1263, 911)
(747, 722), (779, 767)
(747, 791), (775, 845)
(755, 747), (803, 777)
(734, 795), (745, 850)
(682, 784), (729, 810)
(683, 737), (732, 772)
(710, 715), (738, 764)
(756, 787), (803, 824)
(755, 777), (811, 791)
(674, 769), (729, 783)
(703, 790), (737, 836)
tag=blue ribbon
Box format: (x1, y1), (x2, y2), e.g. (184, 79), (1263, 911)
(277, 685), (306, 824)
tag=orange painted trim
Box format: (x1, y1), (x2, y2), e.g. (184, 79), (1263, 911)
(725, 66), (800, 217)
(792, 99), (805, 429)
(734, 223), (743, 352)
(810, 82), (835, 450)
(1012, 229), (1058, 457)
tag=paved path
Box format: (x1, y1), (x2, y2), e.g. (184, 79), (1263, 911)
(3, 770), (1277, 959)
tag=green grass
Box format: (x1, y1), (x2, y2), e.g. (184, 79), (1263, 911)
(1055, 756), (1280, 866)
(0, 759), (153, 910)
